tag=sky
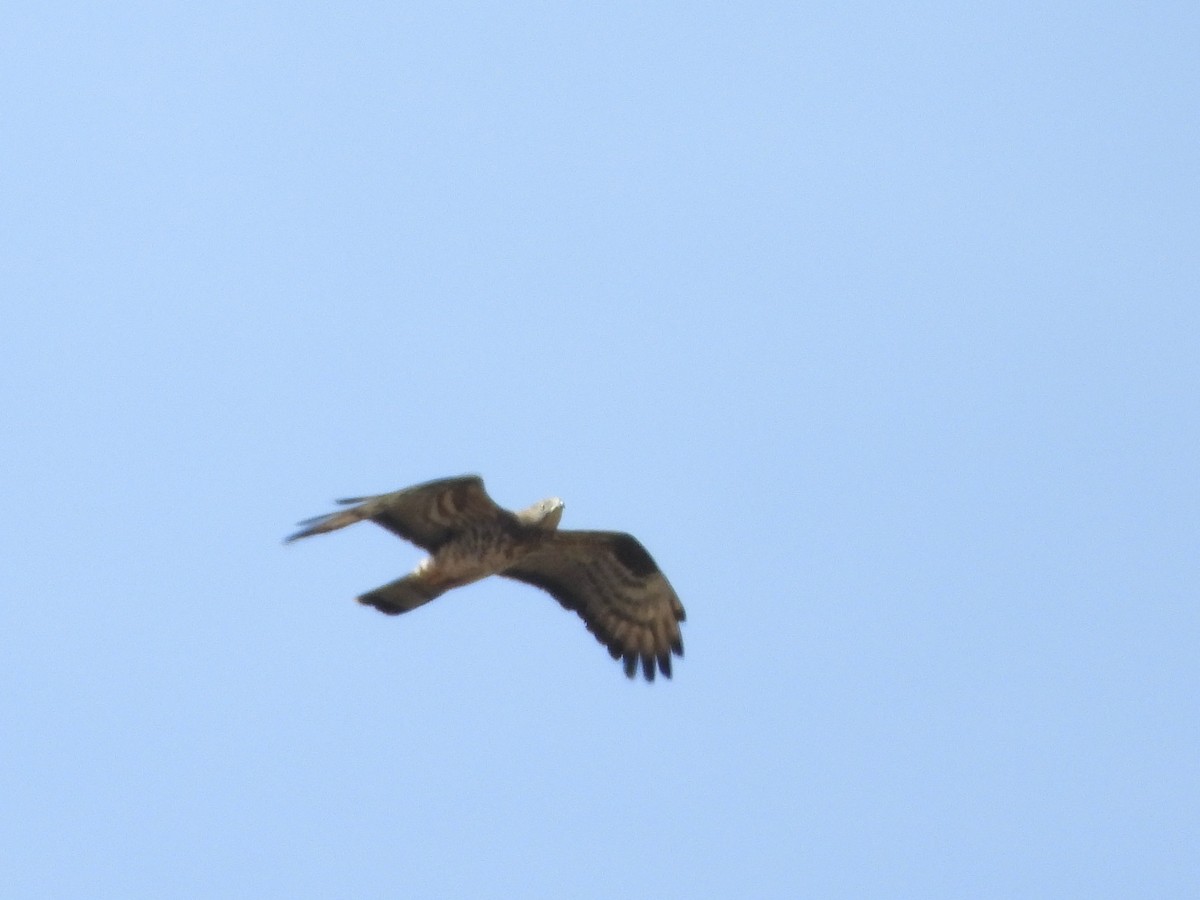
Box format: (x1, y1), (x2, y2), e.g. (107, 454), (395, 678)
(2, 2), (1197, 897)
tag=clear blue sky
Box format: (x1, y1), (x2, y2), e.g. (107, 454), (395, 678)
(3, 3), (1196, 897)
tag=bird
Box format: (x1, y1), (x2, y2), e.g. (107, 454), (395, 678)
(285, 475), (685, 681)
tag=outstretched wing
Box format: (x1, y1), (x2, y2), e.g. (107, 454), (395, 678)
(285, 475), (507, 551)
(502, 531), (686, 681)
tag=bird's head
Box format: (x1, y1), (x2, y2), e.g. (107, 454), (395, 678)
(518, 496), (564, 531)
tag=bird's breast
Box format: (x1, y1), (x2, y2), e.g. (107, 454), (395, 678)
(424, 527), (530, 590)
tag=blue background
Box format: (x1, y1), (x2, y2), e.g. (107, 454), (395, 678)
(3, 3), (1196, 897)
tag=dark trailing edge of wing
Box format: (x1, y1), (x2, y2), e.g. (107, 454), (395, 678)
(503, 565), (682, 682)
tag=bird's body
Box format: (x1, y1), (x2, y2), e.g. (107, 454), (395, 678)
(286, 475), (685, 680)
(418, 523), (529, 591)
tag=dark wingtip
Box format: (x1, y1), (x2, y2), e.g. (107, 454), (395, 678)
(658, 653), (672, 678)
(285, 509), (341, 543)
(622, 653), (637, 678)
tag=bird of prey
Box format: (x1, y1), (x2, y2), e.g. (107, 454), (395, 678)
(285, 475), (685, 681)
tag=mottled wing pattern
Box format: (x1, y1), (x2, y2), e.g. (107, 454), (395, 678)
(284, 475), (505, 551)
(502, 531), (686, 681)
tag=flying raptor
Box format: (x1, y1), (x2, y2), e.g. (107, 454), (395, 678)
(285, 475), (686, 680)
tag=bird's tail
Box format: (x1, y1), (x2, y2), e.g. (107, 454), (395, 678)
(357, 573), (445, 616)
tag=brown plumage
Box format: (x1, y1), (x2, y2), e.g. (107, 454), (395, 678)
(285, 475), (685, 681)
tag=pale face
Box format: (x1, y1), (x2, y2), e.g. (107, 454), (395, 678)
(530, 497), (564, 531)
